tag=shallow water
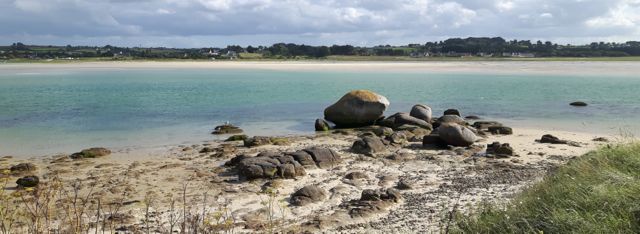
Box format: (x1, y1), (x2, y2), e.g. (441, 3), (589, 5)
(1, 68), (639, 156)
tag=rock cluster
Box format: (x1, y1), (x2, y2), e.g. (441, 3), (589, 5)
(10, 163), (37, 175)
(228, 147), (341, 180)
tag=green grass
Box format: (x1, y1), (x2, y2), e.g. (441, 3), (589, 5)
(454, 143), (640, 233)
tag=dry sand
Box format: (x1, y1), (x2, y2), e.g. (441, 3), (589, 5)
(2, 61), (640, 76)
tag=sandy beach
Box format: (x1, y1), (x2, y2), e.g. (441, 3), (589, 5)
(1, 123), (616, 232)
(2, 60), (640, 76)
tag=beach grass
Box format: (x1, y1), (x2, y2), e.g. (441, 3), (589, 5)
(453, 142), (640, 233)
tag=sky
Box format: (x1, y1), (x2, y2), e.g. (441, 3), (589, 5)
(1, 0), (639, 48)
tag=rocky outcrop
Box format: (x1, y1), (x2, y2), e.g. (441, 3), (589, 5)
(235, 154), (306, 180)
(437, 123), (477, 147)
(228, 147), (342, 180)
(290, 185), (327, 206)
(409, 104), (432, 122)
(346, 189), (402, 218)
(315, 119), (331, 131)
(324, 90), (390, 127)
(381, 113), (433, 130)
(212, 124), (243, 134)
(351, 136), (386, 155)
(70, 147), (111, 159)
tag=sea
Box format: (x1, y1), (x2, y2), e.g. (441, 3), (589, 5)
(1, 67), (639, 156)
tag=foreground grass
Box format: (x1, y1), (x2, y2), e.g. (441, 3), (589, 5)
(454, 143), (640, 233)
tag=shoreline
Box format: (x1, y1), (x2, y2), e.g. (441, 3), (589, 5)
(2, 60), (640, 76)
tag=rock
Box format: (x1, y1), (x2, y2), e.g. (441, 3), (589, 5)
(423, 134), (446, 147)
(235, 154), (306, 180)
(488, 126), (513, 135)
(486, 142), (514, 157)
(289, 151), (316, 168)
(409, 104), (432, 122)
(438, 123), (477, 147)
(351, 136), (386, 155)
(570, 101), (588, 107)
(212, 124), (243, 134)
(348, 189), (402, 218)
(303, 147), (342, 168)
(592, 137), (609, 142)
(538, 134), (567, 144)
(10, 163), (37, 175)
(396, 124), (432, 139)
(16, 176), (39, 187)
(70, 147), (111, 159)
(271, 137), (290, 146)
(324, 90), (390, 128)
(396, 180), (413, 190)
(315, 119), (331, 131)
(472, 121), (503, 130)
(444, 109), (461, 116)
(388, 113), (433, 130)
(385, 132), (408, 146)
(465, 115), (481, 120)
(243, 136), (272, 147)
(434, 115), (467, 128)
(290, 185), (327, 206)
(225, 134), (248, 142)
(345, 171), (368, 180)
(372, 126), (394, 137)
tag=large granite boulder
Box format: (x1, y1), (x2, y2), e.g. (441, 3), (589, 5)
(410, 104), (432, 122)
(324, 90), (389, 127)
(437, 123), (477, 147)
(290, 185), (327, 206)
(351, 136), (386, 155)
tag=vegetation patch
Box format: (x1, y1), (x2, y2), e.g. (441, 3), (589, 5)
(453, 143), (640, 233)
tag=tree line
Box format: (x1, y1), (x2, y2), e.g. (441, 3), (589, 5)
(2, 37), (640, 60)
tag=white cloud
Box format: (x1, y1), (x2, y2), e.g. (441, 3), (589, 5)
(1, 0), (639, 46)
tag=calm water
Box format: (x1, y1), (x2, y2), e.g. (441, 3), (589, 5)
(1, 68), (639, 156)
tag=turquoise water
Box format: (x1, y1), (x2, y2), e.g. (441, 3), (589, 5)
(1, 68), (639, 156)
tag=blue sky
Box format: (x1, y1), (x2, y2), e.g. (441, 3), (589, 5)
(1, 0), (639, 47)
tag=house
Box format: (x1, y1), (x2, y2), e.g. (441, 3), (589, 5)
(502, 52), (535, 58)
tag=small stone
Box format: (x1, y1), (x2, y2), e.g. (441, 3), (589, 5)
(345, 171), (368, 180)
(70, 147), (111, 159)
(212, 123), (243, 134)
(570, 101), (588, 107)
(396, 180), (413, 190)
(16, 176), (39, 187)
(225, 134), (248, 142)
